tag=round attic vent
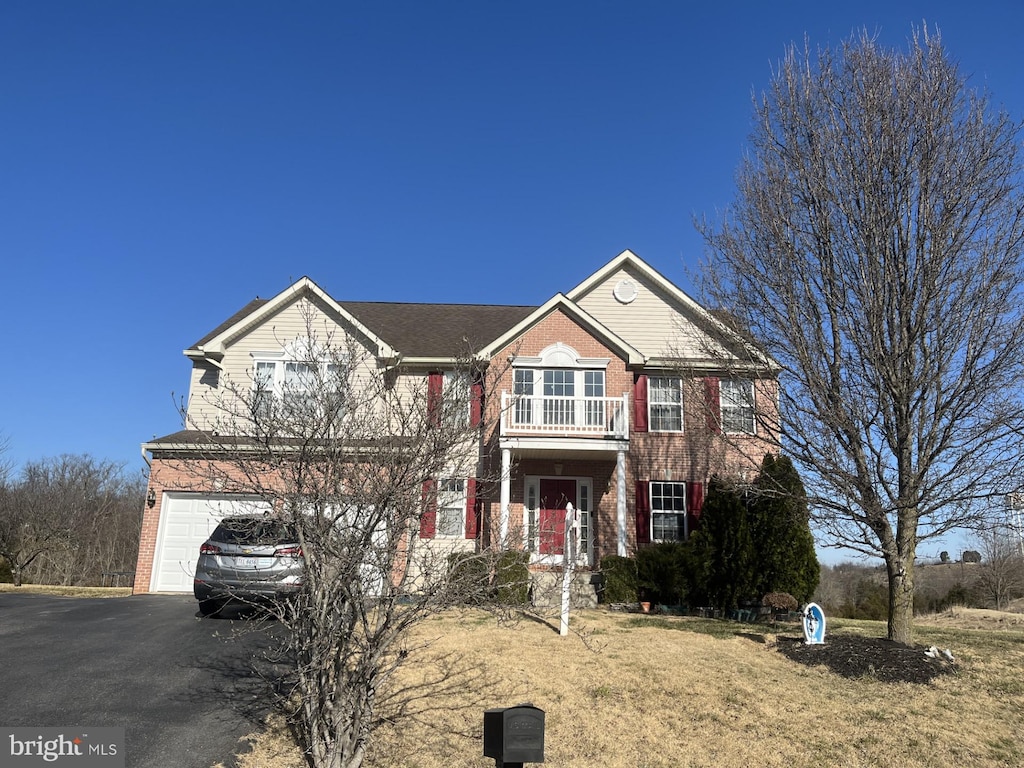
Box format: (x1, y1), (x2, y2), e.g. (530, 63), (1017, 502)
(613, 278), (638, 304)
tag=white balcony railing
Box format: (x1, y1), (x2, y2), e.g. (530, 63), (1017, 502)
(500, 392), (629, 439)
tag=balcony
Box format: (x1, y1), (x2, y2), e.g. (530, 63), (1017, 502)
(500, 392), (630, 439)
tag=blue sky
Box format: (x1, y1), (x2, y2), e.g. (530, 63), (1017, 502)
(2, 1), (1021, 561)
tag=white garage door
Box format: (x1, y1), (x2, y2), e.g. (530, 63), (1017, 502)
(151, 495), (273, 593)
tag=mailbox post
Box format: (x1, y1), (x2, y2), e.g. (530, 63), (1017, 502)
(483, 704), (545, 767)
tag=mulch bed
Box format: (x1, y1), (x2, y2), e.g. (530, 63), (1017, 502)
(775, 634), (958, 683)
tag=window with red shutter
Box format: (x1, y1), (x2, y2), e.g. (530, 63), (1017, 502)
(650, 481), (687, 541)
(648, 376), (683, 431)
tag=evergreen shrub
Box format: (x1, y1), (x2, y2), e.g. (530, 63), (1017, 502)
(636, 543), (689, 606)
(599, 555), (638, 603)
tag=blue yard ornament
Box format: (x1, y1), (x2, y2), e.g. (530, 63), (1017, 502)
(802, 602), (826, 645)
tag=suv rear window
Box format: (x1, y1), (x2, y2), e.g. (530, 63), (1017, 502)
(211, 517), (297, 546)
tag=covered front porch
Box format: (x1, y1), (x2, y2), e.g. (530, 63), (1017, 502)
(496, 437), (630, 568)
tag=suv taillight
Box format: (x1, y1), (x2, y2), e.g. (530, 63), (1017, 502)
(199, 543), (222, 555)
(274, 546), (302, 557)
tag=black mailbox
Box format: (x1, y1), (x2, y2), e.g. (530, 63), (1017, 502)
(483, 704), (545, 765)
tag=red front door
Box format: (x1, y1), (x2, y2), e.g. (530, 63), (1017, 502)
(539, 478), (576, 555)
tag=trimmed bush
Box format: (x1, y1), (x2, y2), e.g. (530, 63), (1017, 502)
(599, 555), (639, 603)
(494, 550), (530, 606)
(0, 557), (12, 584)
(761, 592), (798, 617)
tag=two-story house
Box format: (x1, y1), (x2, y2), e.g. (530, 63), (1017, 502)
(133, 250), (778, 595)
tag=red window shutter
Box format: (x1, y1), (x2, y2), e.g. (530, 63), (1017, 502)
(686, 481), (704, 537)
(470, 376), (483, 428)
(465, 477), (479, 539)
(633, 374), (648, 433)
(704, 377), (721, 433)
(420, 479), (437, 538)
(635, 480), (650, 545)
(427, 372), (443, 426)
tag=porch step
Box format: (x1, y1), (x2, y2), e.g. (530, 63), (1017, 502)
(529, 570), (599, 610)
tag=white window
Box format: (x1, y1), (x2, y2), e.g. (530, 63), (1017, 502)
(251, 352), (343, 421)
(651, 482), (687, 541)
(649, 377), (683, 432)
(512, 368), (607, 428)
(578, 482), (591, 562)
(583, 370), (605, 426)
(525, 482), (538, 552)
(543, 369), (575, 425)
(283, 361), (317, 413)
(443, 371), (472, 427)
(253, 360), (278, 420)
(513, 369), (534, 425)
(437, 478), (466, 538)
(721, 379), (755, 434)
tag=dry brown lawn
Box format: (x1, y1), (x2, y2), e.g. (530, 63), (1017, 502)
(224, 608), (1024, 768)
(916, 605), (1024, 631)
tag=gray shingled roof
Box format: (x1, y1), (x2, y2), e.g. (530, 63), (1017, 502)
(189, 298), (270, 349)
(340, 301), (536, 358)
(187, 294), (537, 359)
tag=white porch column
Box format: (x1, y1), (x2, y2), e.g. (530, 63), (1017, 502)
(500, 447), (512, 546)
(616, 448), (627, 556)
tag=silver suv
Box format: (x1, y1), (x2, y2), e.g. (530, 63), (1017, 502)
(193, 515), (303, 615)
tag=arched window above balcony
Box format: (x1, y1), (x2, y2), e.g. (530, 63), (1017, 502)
(511, 342), (610, 370)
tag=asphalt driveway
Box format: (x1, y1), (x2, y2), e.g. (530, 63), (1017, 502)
(0, 593), (283, 768)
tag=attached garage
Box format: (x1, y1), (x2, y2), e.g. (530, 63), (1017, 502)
(150, 495), (272, 593)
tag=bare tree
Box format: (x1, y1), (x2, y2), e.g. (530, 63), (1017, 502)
(974, 527), (1024, 610)
(175, 311), (516, 768)
(0, 432), (12, 485)
(699, 27), (1024, 643)
(0, 454), (143, 586)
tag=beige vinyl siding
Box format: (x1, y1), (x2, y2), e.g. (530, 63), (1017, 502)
(185, 295), (383, 431)
(184, 363), (224, 430)
(574, 266), (731, 360)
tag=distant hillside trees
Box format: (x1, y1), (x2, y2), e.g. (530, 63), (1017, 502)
(974, 529), (1024, 610)
(0, 454), (144, 586)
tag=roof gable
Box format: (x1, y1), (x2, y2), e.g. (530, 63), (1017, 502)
(182, 250), (775, 371)
(479, 294), (645, 366)
(184, 277), (397, 361)
(567, 249), (777, 368)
